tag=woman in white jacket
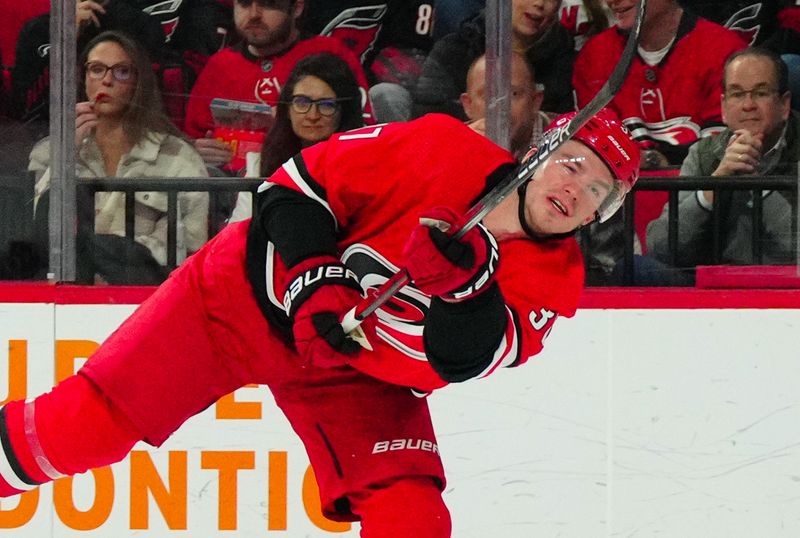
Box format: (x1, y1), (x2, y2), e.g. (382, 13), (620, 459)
(31, 30), (208, 283)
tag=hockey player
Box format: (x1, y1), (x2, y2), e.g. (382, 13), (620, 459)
(0, 110), (639, 537)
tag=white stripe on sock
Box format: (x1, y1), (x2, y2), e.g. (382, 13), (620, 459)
(24, 399), (64, 480)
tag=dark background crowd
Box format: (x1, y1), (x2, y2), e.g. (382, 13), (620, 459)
(0, 0), (799, 285)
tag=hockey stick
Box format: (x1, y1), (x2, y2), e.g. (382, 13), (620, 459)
(341, 0), (647, 335)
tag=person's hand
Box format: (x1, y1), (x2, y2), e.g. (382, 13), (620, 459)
(283, 256), (376, 368)
(641, 148), (669, 169)
(194, 131), (234, 167)
(714, 129), (763, 176)
(704, 129), (764, 203)
(76, 0), (106, 31)
(75, 100), (98, 146)
(402, 207), (499, 302)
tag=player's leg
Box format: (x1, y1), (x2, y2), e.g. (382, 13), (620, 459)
(349, 476), (451, 538)
(1, 222), (260, 498)
(267, 364), (449, 537)
(0, 374), (141, 497)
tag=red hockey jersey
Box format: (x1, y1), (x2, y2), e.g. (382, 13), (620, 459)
(574, 14), (746, 163)
(184, 36), (373, 137)
(255, 114), (586, 392)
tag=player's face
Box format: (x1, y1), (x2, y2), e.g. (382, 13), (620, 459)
(721, 55), (790, 140)
(84, 41), (136, 118)
(521, 140), (616, 234)
(234, 0), (298, 50)
(512, 0), (560, 40)
(289, 75), (342, 145)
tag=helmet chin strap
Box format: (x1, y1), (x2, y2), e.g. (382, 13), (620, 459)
(517, 180), (584, 241)
(516, 180), (541, 240)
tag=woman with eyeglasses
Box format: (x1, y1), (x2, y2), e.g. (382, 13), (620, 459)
(261, 52), (365, 176)
(229, 52), (365, 222)
(29, 31), (209, 284)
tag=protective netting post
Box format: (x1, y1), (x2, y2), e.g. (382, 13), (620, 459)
(484, 0), (512, 151)
(48, 0), (78, 282)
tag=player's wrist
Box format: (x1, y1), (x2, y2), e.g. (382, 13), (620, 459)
(439, 223), (499, 302)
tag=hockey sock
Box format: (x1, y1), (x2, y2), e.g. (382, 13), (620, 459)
(0, 374), (141, 497)
(351, 477), (451, 538)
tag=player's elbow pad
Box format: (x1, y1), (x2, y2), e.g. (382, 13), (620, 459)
(256, 185), (338, 267)
(423, 282), (507, 383)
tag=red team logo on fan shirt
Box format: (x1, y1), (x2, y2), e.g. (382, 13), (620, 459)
(255, 77), (282, 104)
(629, 88), (705, 145)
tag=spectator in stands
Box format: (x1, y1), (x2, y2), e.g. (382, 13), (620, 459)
(229, 52), (364, 222)
(574, 0), (747, 168)
(0, 2), (49, 76)
(10, 0), (166, 126)
(677, 1), (800, 111)
(298, 1), (436, 123)
(413, 0), (575, 120)
(560, 0), (611, 51)
(29, 31), (209, 284)
(431, 0), (609, 51)
(646, 48), (798, 277)
(150, 0), (234, 62)
(433, 0), (484, 41)
(461, 52), (552, 159)
(299, 1), (434, 81)
(185, 0), (372, 171)
(676, 1), (798, 50)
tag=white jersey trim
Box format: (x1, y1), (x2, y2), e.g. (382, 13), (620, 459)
(264, 158), (338, 230)
(264, 242), (285, 312)
(476, 307), (520, 379)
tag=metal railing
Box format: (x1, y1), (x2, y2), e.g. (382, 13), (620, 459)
(73, 174), (799, 286)
(618, 174), (799, 284)
(75, 177), (262, 282)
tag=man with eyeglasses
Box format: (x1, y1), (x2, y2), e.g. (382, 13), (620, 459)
(646, 47), (799, 272)
(185, 0), (372, 171)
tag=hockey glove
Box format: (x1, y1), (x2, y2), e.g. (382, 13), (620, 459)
(402, 207), (499, 302)
(283, 255), (374, 368)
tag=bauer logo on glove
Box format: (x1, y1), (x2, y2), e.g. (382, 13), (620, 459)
(283, 263), (360, 316)
(403, 207), (500, 302)
(281, 256), (376, 368)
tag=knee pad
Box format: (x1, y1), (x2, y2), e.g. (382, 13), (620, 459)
(352, 476), (451, 538)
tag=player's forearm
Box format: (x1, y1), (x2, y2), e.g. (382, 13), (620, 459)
(422, 282), (507, 383)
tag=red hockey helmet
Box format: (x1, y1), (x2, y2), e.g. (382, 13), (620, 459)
(543, 109), (641, 222)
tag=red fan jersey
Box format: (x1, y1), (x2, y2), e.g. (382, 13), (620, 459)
(300, 0), (435, 66)
(255, 114), (586, 392)
(574, 13), (746, 163)
(184, 36), (373, 137)
(0, 1), (48, 67)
